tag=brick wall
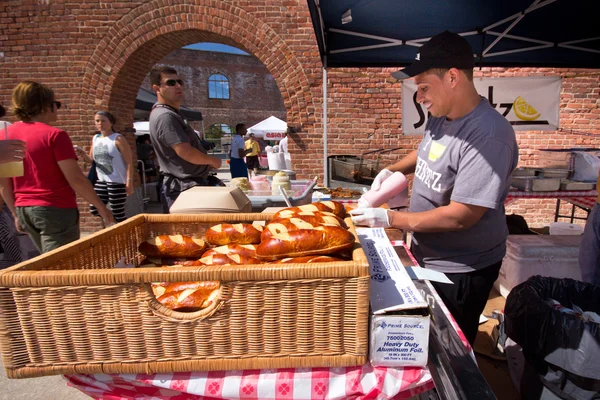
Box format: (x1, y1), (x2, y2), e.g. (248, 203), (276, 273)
(0, 1), (598, 232)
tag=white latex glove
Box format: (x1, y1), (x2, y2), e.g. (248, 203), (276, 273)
(371, 168), (394, 191)
(349, 208), (391, 228)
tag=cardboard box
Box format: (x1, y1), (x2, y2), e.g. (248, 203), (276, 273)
(169, 186), (252, 213)
(355, 227), (430, 367)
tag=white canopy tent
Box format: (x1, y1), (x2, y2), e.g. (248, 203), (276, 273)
(247, 116), (287, 141)
(133, 121), (201, 138)
(133, 121), (150, 136)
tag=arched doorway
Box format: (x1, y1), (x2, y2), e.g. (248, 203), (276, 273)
(79, 2), (315, 147)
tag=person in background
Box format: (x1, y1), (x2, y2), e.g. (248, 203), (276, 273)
(0, 104), (37, 269)
(230, 123), (248, 179)
(136, 134), (157, 183)
(244, 132), (261, 174)
(148, 66), (222, 212)
(75, 111), (134, 223)
(0, 104), (26, 165)
(0, 81), (113, 254)
(579, 174), (600, 286)
(350, 31), (519, 345)
(279, 129), (289, 153)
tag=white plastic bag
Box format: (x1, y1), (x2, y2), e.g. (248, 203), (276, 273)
(571, 151), (600, 182)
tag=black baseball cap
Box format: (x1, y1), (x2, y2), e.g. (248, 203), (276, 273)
(391, 31), (475, 80)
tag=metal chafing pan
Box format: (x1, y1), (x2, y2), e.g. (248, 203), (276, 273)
(511, 177), (561, 192)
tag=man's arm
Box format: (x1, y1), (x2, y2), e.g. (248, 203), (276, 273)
(385, 149), (418, 175)
(171, 142), (222, 170)
(388, 200), (488, 232)
(57, 159), (114, 224)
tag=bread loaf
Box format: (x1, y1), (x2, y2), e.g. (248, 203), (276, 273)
(153, 281), (221, 311)
(255, 225), (355, 261)
(201, 244), (257, 258)
(205, 223), (263, 245)
(138, 235), (207, 258)
(271, 255), (346, 263)
(262, 217), (340, 241)
(199, 253), (261, 266)
(274, 201), (346, 218)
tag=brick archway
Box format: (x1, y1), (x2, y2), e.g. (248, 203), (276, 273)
(79, 1), (316, 133)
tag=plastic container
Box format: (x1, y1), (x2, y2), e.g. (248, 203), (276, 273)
(494, 235), (582, 298)
(549, 222), (584, 235)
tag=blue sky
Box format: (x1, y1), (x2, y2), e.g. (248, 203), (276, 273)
(183, 42), (249, 55)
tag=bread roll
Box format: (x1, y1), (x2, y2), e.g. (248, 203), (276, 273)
(153, 281), (221, 311)
(255, 225), (355, 261)
(201, 244), (257, 258)
(270, 255), (345, 263)
(138, 235), (207, 258)
(199, 253), (261, 266)
(205, 223), (263, 245)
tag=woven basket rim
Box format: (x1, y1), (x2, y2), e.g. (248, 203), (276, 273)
(0, 213), (369, 287)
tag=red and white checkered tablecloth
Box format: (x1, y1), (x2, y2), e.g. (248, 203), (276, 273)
(505, 190), (598, 209)
(63, 244), (470, 400)
(64, 365), (435, 400)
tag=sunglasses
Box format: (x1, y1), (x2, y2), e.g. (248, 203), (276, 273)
(162, 79), (184, 87)
(53, 101), (62, 110)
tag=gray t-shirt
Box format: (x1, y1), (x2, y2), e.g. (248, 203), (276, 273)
(409, 98), (519, 273)
(149, 104), (210, 181)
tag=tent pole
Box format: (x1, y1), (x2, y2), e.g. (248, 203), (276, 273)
(323, 57), (328, 188)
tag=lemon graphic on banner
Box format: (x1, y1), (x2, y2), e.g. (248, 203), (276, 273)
(513, 96), (541, 121)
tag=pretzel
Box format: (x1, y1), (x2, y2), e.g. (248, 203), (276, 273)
(199, 253), (261, 266)
(154, 281), (221, 311)
(262, 217), (339, 241)
(138, 235), (208, 258)
(141, 257), (204, 268)
(269, 213), (347, 229)
(274, 201), (346, 219)
(205, 223), (263, 245)
(270, 255), (346, 264)
(255, 225), (355, 261)
(201, 244), (258, 258)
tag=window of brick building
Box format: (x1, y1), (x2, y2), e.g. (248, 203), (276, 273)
(208, 74), (230, 99)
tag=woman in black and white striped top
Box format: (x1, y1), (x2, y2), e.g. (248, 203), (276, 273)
(76, 111), (134, 223)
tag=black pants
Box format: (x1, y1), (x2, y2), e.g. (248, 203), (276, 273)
(431, 260), (502, 346)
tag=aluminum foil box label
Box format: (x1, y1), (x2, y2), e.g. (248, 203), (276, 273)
(356, 227), (427, 313)
(370, 315), (430, 367)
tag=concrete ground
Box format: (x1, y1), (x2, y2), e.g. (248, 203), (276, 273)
(0, 359), (89, 399)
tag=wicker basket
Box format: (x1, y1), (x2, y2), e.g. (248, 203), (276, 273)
(0, 213), (370, 378)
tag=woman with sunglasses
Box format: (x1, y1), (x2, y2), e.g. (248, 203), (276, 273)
(76, 111), (133, 223)
(0, 81), (114, 254)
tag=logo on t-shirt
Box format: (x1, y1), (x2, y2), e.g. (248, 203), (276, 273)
(415, 156), (442, 192)
(94, 142), (114, 175)
(428, 141), (446, 162)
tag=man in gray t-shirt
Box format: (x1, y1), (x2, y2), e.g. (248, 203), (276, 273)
(351, 31), (518, 345)
(148, 66), (222, 212)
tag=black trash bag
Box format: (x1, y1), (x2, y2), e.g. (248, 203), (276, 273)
(505, 276), (600, 380)
(506, 213), (535, 234)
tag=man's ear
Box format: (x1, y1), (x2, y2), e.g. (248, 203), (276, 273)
(152, 84), (160, 94)
(446, 68), (460, 87)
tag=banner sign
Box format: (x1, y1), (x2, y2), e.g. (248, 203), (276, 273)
(402, 76), (561, 134)
(264, 132), (285, 141)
